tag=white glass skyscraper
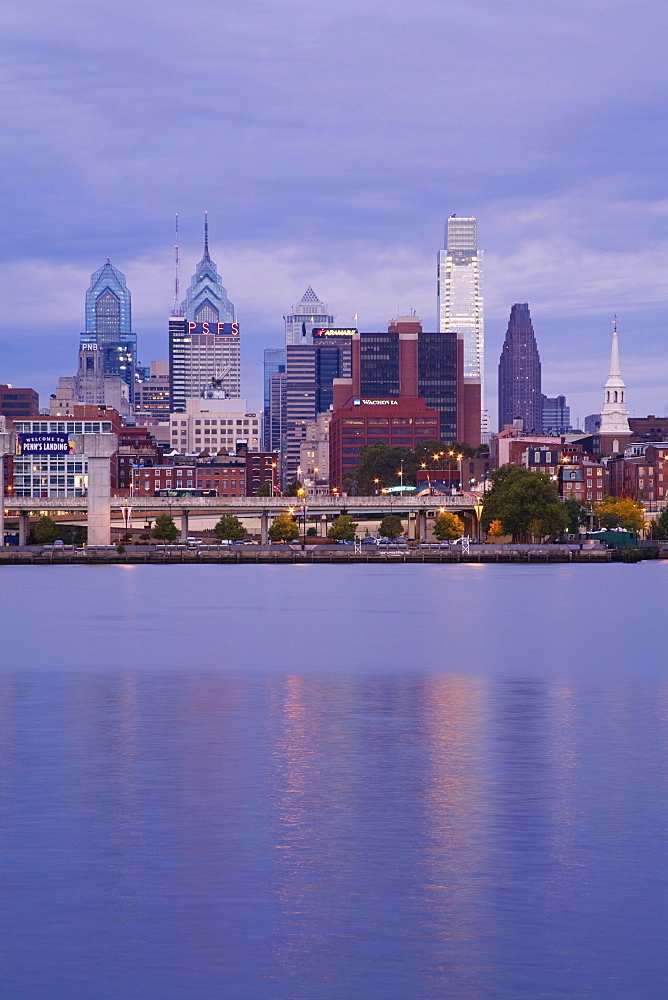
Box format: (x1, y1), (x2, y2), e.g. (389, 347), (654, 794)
(437, 216), (484, 432)
(284, 287), (334, 346)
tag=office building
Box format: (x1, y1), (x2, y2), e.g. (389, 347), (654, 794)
(437, 216), (484, 439)
(0, 385), (39, 420)
(11, 406), (120, 498)
(135, 361), (171, 420)
(52, 344), (131, 415)
(352, 316), (462, 444)
(263, 348), (286, 447)
(284, 287), (335, 346)
(80, 260), (137, 404)
(267, 371), (287, 455)
(498, 303), (542, 434)
(542, 394), (571, 435)
(169, 216), (240, 410)
(169, 397), (261, 454)
(283, 340), (349, 483)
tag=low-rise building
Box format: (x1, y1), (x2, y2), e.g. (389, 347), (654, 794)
(169, 397), (261, 454)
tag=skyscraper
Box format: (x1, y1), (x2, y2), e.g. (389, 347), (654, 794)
(598, 319), (631, 456)
(169, 215), (240, 411)
(498, 303), (542, 433)
(263, 348), (286, 448)
(437, 216), (484, 441)
(80, 260), (136, 404)
(284, 287), (334, 346)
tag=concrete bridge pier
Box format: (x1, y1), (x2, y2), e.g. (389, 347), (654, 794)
(416, 511), (427, 542)
(180, 509), (189, 541)
(75, 434), (117, 546)
(260, 511), (269, 545)
(18, 512), (29, 546)
(0, 432), (15, 547)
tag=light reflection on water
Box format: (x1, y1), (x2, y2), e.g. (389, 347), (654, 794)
(0, 564), (667, 999)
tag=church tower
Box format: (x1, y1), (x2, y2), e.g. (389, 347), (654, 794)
(598, 318), (631, 456)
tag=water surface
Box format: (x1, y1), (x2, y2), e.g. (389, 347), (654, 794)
(1, 564), (667, 998)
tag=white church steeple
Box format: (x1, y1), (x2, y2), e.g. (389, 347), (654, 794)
(599, 316), (630, 454)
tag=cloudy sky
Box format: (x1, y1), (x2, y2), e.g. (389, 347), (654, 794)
(1, 0), (666, 429)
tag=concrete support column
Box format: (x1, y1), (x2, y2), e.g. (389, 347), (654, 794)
(181, 509), (189, 540)
(19, 513), (29, 547)
(407, 511), (415, 540)
(0, 432), (16, 548)
(75, 434), (118, 546)
(417, 512), (427, 542)
(260, 511), (269, 545)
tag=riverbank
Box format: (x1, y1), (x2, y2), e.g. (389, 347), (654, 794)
(1, 543), (662, 564)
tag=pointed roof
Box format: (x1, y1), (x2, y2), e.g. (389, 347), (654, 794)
(608, 315), (621, 378)
(300, 286), (320, 304)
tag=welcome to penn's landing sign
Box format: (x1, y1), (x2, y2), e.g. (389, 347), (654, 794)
(16, 433), (75, 455)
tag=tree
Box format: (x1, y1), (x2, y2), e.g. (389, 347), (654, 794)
(379, 513), (404, 539)
(432, 510), (464, 541)
(328, 514), (358, 542)
(651, 507), (668, 540)
(214, 513), (247, 542)
(487, 519), (505, 538)
(285, 478), (302, 497)
(152, 514), (178, 542)
(268, 512), (299, 543)
(348, 443), (418, 496)
(481, 465), (568, 541)
(595, 496), (644, 532)
(254, 481), (271, 497)
(33, 515), (59, 543)
(563, 497), (589, 534)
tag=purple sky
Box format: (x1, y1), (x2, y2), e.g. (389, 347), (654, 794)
(1, 0), (666, 429)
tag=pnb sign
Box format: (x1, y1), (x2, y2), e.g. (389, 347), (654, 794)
(187, 322), (239, 336)
(17, 433), (75, 455)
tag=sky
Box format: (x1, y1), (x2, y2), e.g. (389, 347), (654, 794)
(1, 0), (666, 430)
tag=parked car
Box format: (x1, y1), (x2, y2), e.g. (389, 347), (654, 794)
(185, 537), (201, 546)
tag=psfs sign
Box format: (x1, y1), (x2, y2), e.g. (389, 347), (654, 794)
(187, 322), (239, 337)
(17, 433), (75, 455)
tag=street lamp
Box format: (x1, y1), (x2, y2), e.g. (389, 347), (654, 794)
(297, 487), (307, 548)
(374, 478), (380, 495)
(397, 461), (404, 491)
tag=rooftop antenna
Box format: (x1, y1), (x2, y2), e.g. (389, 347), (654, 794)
(172, 213), (181, 316)
(204, 210), (209, 258)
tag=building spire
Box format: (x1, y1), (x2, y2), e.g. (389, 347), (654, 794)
(172, 213), (181, 316)
(609, 314), (621, 378)
(203, 210), (210, 259)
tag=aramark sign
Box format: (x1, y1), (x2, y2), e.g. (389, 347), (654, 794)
(16, 432), (75, 455)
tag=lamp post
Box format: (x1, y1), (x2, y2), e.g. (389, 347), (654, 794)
(297, 487), (307, 548)
(473, 499), (484, 541)
(397, 461), (404, 492)
(374, 478), (380, 495)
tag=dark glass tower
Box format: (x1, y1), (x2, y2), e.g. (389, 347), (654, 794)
(498, 303), (542, 434)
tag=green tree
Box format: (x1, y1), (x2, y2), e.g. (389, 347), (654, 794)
(33, 515), (59, 543)
(254, 481), (271, 497)
(379, 513), (404, 539)
(214, 513), (247, 542)
(328, 514), (359, 541)
(285, 478), (302, 497)
(563, 497), (589, 534)
(268, 512), (299, 543)
(651, 507), (668, 539)
(348, 443), (418, 496)
(595, 496), (644, 532)
(432, 510), (464, 541)
(481, 465), (568, 541)
(152, 514), (178, 542)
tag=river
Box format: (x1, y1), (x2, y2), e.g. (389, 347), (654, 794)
(1, 563), (667, 999)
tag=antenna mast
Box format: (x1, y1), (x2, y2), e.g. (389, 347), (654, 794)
(172, 213), (181, 316)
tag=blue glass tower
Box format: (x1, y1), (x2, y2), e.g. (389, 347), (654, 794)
(181, 214), (235, 323)
(80, 259), (137, 404)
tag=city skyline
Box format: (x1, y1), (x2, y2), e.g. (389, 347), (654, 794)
(1, 0), (666, 425)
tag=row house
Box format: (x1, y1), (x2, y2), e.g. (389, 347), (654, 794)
(607, 443), (668, 504)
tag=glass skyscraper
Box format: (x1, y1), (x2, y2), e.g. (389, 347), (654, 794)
(437, 216), (484, 432)
(80, 260), (136, 404)
(284, 287), (334, 346)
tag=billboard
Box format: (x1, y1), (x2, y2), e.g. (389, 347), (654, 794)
(313, 328), (357, 337)
(16, 433), (75, 455)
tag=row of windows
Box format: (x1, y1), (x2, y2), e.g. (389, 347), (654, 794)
(14, 422), (112, 434)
